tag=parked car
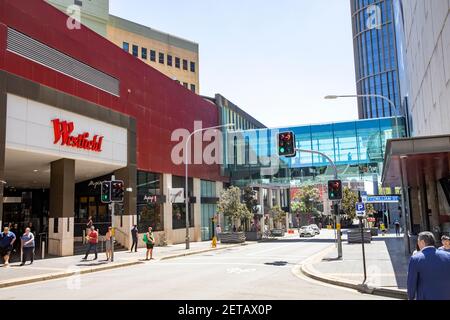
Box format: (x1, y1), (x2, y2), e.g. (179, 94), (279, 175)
(309, 224), (320, 235)
(299, 226), (315, 238)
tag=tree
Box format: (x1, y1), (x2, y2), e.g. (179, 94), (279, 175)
(341, 187), (359, 219)
(290, 185), (320, 215)
(242, 186), (258, 214)
(270, 205), (287, 229)
(217, 186), (252, 231)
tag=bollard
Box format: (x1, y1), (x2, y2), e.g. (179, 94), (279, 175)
(41, 241), (45, 260)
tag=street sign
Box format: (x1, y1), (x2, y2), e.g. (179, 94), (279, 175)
(356, 202), (365, 217)
(364, 195), (400, 203)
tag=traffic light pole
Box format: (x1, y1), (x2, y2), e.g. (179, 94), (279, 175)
(295, 148), (342, 259)
(110, 175), (115, 262)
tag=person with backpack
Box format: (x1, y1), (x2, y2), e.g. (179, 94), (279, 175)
(143, 227), (155, 261)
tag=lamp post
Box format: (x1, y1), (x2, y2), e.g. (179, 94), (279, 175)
(184, 123), (234, 250)
(324, 94), (401, 139)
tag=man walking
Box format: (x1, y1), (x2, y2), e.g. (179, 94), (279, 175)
(130, 225), (138, 253)
(394, 219), (401, 236)
(20, 227), (35, 266)
(407, 232), (450, 300)
(82, 226), (98, 261)
(0, 227), (16, 267)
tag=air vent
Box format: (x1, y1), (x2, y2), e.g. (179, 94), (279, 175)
(6, 27), (120, 96)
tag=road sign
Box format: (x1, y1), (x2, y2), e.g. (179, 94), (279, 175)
(356, 202), (365, 217)
(364, 195), (400, 203)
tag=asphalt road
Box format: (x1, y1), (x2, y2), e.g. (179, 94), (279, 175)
(0, 230), (394, 300)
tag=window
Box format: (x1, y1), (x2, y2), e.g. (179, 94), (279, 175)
(122, 42), (129, 52)
(172, 176), (194, 230)
(159, 52), (165, 64)
(132, 45), (138, 57)
(183, 59), (188, 70)
(183, 82), (188, 88)
(190, 84), (196, 93)
(175, 57), (181, 68)
(137, 171), (164, 232)
(150, 50), (156, 62)
(167, 55), (173, 66)
(190, 61), (196, 73)
(141, 47), (147, 60)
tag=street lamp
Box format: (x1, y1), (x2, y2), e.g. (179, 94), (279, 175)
(184, 123), (234, 250)
(324, 94), (402, 139)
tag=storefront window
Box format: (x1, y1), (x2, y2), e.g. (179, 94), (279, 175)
(137, 171), (164, 232)
(172, 175), (194, 230)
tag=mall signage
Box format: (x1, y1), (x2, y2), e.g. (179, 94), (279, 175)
(52, 119), (104, 152)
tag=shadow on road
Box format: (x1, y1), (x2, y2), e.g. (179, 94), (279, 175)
(264, 261), (289, 267)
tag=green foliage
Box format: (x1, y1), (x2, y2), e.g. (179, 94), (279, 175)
(270, 205), (287, 226)
(290, 185), (320, 215)
(242, 186), (258, 214)
(341, 187), (359, 219)
(218, 186), (253, 227)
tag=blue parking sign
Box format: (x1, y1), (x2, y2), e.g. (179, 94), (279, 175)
(356, 202), (365, 216)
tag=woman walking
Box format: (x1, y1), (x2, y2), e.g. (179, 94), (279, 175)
(144, 227), (155, 261)
(20, 228), (35, 266)
(105, 227), (113, 261)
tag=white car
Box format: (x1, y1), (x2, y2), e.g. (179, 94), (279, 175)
(299, 226), (315, 237)
(309, 224), (320, 235)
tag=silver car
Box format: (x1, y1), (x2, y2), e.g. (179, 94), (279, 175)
(309, 224), (320, 235)
(299, 226), (315, 237)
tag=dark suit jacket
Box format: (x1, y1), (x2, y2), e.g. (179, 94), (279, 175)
(407, 247), (450, 300)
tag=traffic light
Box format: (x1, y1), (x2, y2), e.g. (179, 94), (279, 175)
(278, 131), (296, 157)
(111, 180), (125, 203)
(101, 181), (111, 204)
(328, 180), (343, 201)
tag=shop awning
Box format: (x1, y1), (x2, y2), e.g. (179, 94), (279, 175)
(382, 135), (450, 188)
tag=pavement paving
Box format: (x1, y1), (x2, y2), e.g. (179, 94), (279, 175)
(300, 230), (409, 299)
(0, 240), (250, 288)
(0, 230), (395, 300)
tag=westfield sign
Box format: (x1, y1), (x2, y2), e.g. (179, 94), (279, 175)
(52, 119), (104, 152)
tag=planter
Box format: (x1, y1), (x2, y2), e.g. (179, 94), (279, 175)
(245, 231), (261, 241)
(270, 229), (284, 237)
(347, 229), (372, 244)
(369, 228), (379, 236)
(218, 232), (246, 244)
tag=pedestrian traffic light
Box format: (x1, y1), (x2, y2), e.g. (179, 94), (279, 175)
(101, 181), (111, 203)
(111, 180), (125, 203)
(328, 180), (343, 201)
(278, 131), (296, 157)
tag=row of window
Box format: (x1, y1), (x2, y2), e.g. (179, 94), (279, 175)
(123, 42), (196, 73)
(174, 80), (196, 93)
(223, 107), (258, 131)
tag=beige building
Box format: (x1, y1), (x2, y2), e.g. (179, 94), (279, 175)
(46, 0), (200, 94)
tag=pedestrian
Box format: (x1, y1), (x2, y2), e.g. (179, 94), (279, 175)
(105, 227), (112, 261)
(10, 223), (20, 253)
(232, 225), (237, 232)
(407, 232), (450, 300)
(82, 226), (98, 261)
(27, 222), (35, 236)
(438, 235), (450, 252)
(20, 228), (35, 266)
(380, 223), (386, 236)
(394, 220), (401, 236)
(0, 227), (16, 267)
(143, 227), (155, 261)
(215, 224), (222, 241)
(130, 225), (138, 253)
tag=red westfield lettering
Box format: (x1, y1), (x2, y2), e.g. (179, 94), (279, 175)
(52, 119), (104, 152)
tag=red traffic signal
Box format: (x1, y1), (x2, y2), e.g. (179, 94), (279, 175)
(278, 131), (296, 157)
(111, 180), (125, 203)
(328, 180), (343, 201)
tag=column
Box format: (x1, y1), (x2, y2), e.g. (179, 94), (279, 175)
(193, 178), (201, 242)
(267, 189), (274, 229)
(163, 173), (173, 245)
(424, 164), (440, 231)
(113, 165), (137, 249)
(258, 187), (265, 237)
(48, 159), (75, 257)
(0, 87), (6, 228)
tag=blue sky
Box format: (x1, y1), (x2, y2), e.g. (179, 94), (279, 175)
(109, 0), (358, 127)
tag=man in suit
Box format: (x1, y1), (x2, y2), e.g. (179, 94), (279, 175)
(407, 232), (450, 300)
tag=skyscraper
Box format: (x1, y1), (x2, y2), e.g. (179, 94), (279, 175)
(350, 0), (401, 119)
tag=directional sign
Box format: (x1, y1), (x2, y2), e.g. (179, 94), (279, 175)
(365, 196), (400, 203)
(356, 202), (366, 217)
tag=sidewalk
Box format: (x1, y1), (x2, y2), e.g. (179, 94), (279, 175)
(0, 240), (249, 289)
(301, 231), (409, 299)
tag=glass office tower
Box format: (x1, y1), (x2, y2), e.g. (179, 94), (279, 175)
(350, 0), (402, 120)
